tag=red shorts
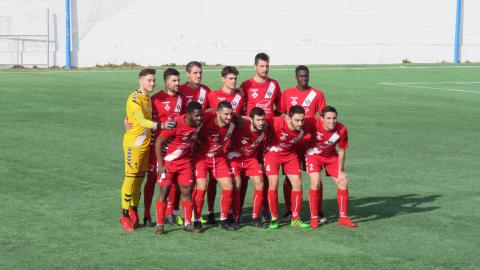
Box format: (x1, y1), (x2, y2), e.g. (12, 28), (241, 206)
(227, 152), (263, 177)
(264, 151), (301, 176)
(194, 154), (232, 179)
(157, 158), (194, 187)
(305, 154), (339, 178)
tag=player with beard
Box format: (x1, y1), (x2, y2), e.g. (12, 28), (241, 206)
(264, 105), (316, 229)
(240, 53), (282, 222)
(193, 101), (238, 230)
(227, 107), (269, 229)
(204, 66), (245, 224)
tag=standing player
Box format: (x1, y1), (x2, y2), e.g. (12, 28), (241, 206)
(193, 101), (237, 230)
(205, 66), (245, 223)
(120, 68), (173, 232)
(280, 65), (328, 224)
(264, 106), (316, 229)
(153, 101), (204, 234)
(178, 61), (211, 110)
(143, 68), (185, 227)
(240, 53), (281, 221)
(306, 106), (357, 228)
(227, 107), (268, 228)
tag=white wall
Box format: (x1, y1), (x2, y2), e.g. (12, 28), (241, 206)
(1, 0), (479, 67)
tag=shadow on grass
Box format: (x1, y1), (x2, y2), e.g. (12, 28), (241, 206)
(321, 193), (441, 223)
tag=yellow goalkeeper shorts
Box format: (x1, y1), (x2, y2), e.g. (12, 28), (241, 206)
(123, 144), (150, 177)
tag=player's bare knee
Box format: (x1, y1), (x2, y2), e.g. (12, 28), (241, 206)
(338, 179), (348, 189)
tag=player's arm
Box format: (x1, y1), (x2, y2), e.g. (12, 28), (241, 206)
(133, 110), (176, 130)
(154, 130), (174, 175)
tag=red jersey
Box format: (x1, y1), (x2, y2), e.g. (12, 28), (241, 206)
(196, 111), (236, 157)
(307, 118), (348, 157)
(280, 87), (327, 118)
(159, 114), (203, 162)
(178, 83), (211, 110)
(240, 78), (281, 118)
(229, 119), (267, 158)
(151, 91), (186, 124)
(265, 116), (316, 152)
(208, 89), (245, 114)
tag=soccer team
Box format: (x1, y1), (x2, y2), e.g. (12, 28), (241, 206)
(120, 53), (357, 234)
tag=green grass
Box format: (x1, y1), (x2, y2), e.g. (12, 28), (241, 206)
(1, 64), (480, 269)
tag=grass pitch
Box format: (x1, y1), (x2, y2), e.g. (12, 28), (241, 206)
(1, 64), (479, 269)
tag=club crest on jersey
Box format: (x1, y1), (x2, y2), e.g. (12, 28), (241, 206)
(162, 101), (170, 111)
(280, 132), (288, 141)
(316, 132), (323, 140)
(212, 134), (220, 142)
(241, 137), (249, 144)
(290, 97), (298, 105)
(250, 89), (259, 98)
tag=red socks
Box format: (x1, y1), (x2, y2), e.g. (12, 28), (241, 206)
(193, 189), (206, 221)
(283, 178), (292, 212)
(337, 189), (349, 217)
(267, 190), (279, 219)
(252, 190), (264, 219)
(291, 190), (303, 221)
(181, 201), (193, 225)
(155, 200), (166, 225)
(220, 190), (233, 220)
(309, 189), (319, 220)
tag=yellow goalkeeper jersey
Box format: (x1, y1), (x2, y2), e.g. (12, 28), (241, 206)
(123, 89), (155, 148)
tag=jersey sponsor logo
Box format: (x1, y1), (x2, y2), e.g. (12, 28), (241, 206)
(217, 97), (226, 102)
(186, 96), (194, 103)
(290, 97), (299, 105)
(250, 88), (259, 98)
(256, 100), (271, 111)
(265, 82), (275, 98)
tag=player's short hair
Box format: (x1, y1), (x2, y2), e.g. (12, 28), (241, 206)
(186, 61), (202, 73)
(321, 106), (338, 116)
(138, 68), (156, 78)
(254, 53), (270, 65)
(187, 101), (203, 113)
(295, 65), (310, 75)
(163, 68), (180, 80)
(217, 100), (233, 111)
(288, 105), (305, 117)
(221, 66), (239, 77)
(249, 107), (265, 118)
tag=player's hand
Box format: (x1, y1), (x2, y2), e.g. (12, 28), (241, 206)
(157, 162), (167, 176)
(338, 170), (348, 181)
(124, 117), (133, 130)
(162, 120), (177, 130)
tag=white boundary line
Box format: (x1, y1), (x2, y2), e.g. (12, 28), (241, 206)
(1, 65), (480, 75)
(379, 82), (480, 94)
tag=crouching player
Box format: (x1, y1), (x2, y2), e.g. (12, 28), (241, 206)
(153, 101), (204, 234)
(227, 107), (268, 228)
(306, 106), (357, 228)
(120, 68), (173, 232)
(264, 105), (316, 229)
